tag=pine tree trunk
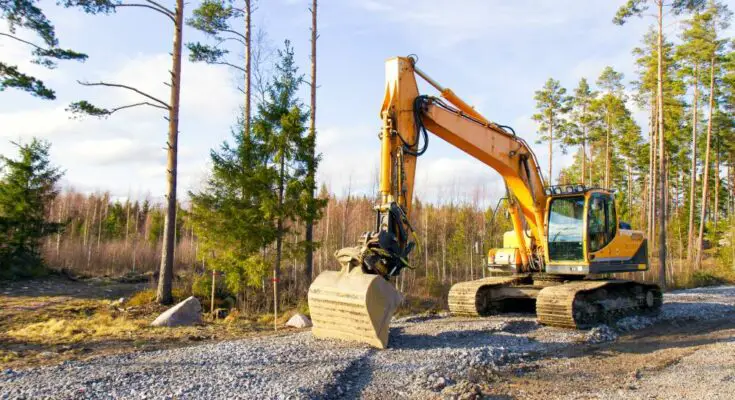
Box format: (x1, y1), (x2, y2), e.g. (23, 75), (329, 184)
(714, 139), (720, 237)
(157, 0), (184, 305)
(688, 64), (699, 262)
(695, 53), (716, 271)
(605, 112), (611, 189)
(244, 0), (251, 135)
(650, 98), (657, 249)
(656, 0), (666, 290)
(548, 116), (553, 185)
(582, 121), (587, 186)
(304, 0), (318, 292)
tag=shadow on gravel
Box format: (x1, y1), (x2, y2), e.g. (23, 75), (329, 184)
(304, 349), (375, 400)
(388, 327), (535, 350)
(551, 311), (735, 362)
(500, 320), (540, 334)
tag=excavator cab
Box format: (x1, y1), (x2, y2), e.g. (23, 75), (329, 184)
(543, 186), (648, 276)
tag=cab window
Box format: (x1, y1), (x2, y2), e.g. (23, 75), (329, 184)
(547, 196), (585, 261)
(588, 194), (616, 253)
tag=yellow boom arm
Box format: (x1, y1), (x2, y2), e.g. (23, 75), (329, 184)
(378, 56), (548, 272)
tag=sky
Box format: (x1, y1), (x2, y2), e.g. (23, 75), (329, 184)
(2, 0), (734, 206)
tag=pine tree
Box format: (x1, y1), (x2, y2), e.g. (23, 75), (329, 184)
(532, 78), (571, 185)
(0, 139), (63, 279)
(593, 66), (627, 189)
(304, 0), (319, 295)
(63, 0), (185, 305)
(0, 1), (87, 99)
(615, 0), (706, 290)
(569, 78), (597, 185)
(187, 0), (253, 133)
(695, 1), (731, 270)
(677, 9), (712, 260)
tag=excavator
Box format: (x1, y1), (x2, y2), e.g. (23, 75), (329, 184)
(307, 56), (662, 348)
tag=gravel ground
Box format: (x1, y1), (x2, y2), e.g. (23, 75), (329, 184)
(597, 341), (735, 400)
(2, 285), (734, 399)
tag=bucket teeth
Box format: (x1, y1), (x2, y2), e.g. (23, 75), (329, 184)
(308, 269), (402, 349)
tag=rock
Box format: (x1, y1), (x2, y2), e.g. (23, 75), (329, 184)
(431, 377), (446, 391)
(285, 313), (312, 328)
(151, 297), (202, 327)
(586, 325), (618, 344)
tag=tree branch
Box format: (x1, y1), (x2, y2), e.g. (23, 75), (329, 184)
(213, 61), (246, 73)
(0, 32), (44, 51)
(223, 29), (247, 42)
(216, 36), (246, 46)
(77, 80), (171, 109)
(116, 3), (175, 23)
(108, 101), (169, 113)
(144, 0), (174, 14)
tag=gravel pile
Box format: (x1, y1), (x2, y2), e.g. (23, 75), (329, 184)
(2, 285), (734, 399)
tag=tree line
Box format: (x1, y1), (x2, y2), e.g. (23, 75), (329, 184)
(534, 0), (735, 288)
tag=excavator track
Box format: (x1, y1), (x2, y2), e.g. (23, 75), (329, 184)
(448, 276), (529, 316)
(536, 280), (662, 329)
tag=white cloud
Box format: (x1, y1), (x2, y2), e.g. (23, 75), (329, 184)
(70, 138), (163, 165)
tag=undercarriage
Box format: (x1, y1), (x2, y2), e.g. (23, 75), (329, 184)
(448, 274), (662, 329)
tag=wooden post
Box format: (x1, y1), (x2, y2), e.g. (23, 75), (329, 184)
(211, 269), (216, 316)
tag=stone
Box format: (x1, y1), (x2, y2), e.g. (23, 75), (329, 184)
(151, 296), (202, 327)
(285, 313), (312, 328)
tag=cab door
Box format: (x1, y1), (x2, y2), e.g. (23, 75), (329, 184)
(586, 193), (616, 255)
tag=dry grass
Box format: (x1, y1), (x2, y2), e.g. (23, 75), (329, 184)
(7, 315), (142, 343)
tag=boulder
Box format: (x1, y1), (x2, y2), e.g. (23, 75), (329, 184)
(286, 313), (312, 328)
(151, 296), (202, 327)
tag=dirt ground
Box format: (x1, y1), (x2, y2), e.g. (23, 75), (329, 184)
(489, 316), (735, 399)
(0, 276), (295, 369)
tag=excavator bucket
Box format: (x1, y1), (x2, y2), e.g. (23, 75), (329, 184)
(307, 247), (403, 349)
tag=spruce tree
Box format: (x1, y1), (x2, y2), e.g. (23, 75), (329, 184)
(0, 139), (64, 279)
(252, 40), (311, 315)
(189, 118), (275, 298)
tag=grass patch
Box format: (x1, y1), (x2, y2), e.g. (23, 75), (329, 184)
(673, 264), (735, 289)
(127, 287), (190, 307)
(128, 290), (156, 307)
(7, 314), (142, 343)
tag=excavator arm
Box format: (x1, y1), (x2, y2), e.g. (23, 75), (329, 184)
(374, 56), (548, 275)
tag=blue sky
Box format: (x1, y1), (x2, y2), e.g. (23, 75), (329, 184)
(2, 0), (732, 205)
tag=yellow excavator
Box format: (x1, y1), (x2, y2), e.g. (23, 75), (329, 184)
(307, 56), (662, 348)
